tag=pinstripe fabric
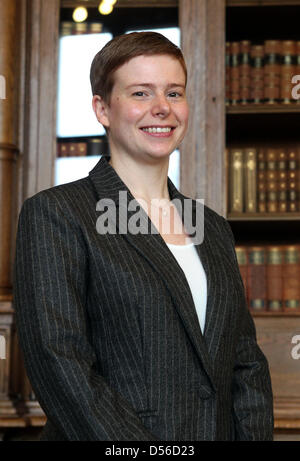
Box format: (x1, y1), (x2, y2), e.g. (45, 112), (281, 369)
(13, 155), (273, 441)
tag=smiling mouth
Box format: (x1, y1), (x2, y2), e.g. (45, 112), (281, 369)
(140, 126), (175, 134)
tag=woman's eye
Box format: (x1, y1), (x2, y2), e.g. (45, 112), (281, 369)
(133, 91), (145, 97)
(168, 92), (181, 98)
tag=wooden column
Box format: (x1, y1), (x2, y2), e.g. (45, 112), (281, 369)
(11, 0), (59, 420)
(0, 0), (20, 417)
(0, 0), (59, 423)
(21, 0), (60, 200)
(0, 0), (19, 298)
(179, 0), (226, 216)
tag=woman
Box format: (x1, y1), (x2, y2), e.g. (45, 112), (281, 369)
(13, 32), (273, 441)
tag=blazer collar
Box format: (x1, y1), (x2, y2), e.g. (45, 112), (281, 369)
(89, 156), (227, 389)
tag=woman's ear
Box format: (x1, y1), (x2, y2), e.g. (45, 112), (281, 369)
(92, 95), (110, 129)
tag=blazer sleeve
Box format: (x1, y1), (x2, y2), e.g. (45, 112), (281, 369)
(219, 216), (274, 441)
(13, 191), (158, 441)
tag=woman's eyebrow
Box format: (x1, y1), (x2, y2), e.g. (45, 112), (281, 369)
(125, 83), (185, 89)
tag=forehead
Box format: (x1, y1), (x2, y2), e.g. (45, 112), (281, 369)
(113, 54), (186, 87)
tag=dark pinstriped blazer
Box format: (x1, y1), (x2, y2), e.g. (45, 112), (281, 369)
(13, 155), (273, 441)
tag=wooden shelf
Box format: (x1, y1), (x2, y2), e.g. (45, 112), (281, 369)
(0, 415), (46, 428)
(227, 104), (300, 114)
(227, 0), (300, 6)
(228, 212), (300, 221)
(61, 0), (178, 7)
(252, 311), (300, 317)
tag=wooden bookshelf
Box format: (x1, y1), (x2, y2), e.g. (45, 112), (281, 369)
(252, 311), (300, 317)
(227, 0), (300, 6)
(225, 0), (300, 437)
(61, 0), (178, 7)
(228, 212), (300, 221)
(227, 104), (300, 114)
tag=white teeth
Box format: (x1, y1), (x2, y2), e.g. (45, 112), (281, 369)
(142, 127), (172, 133)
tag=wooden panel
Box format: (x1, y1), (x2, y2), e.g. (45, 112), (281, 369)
(179, 0), (226, 216)
(254, 316), (300, 423)
(0, 0), (20, 295)
(22, 0), (60, 199)
(0, 147), (17, 294)
(0, 307), (16, 416)
(227, 105), (300, 114)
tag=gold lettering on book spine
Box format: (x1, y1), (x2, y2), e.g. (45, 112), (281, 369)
(230, 150), (243, 212)
(245, 149), (257, 212)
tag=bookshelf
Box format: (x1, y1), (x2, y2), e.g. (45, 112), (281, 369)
(224, 0), (300, 434)
(227, 104), (300, 113)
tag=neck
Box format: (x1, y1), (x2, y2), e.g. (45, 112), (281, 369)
(108, 153), (171, 203)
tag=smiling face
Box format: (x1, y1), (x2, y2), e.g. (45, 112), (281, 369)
(92, 54), (189, 163)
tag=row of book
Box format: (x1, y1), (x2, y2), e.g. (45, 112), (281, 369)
(236, 244), (300, 312)
(228, 145), (300, 214)
(57, 139), (109, 157)
(60, 21), (103, 37)
(226, 40), (300, 105)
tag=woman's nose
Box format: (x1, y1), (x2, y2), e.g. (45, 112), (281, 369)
(151, 95), (171, 117)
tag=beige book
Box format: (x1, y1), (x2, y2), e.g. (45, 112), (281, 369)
(230, 149), (244, 213)
(244, 148), (257, 212)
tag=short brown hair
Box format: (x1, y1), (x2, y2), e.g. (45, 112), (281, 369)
(90, 31), (187, 104)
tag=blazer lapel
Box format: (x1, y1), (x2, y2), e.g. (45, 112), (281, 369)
(89, 156), (219, 389)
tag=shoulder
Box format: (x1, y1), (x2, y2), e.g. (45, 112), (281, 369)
(20, 176), (95, 218)
(23, 176), (92, 205)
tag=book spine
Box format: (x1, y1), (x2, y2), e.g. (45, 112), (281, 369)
(247, 246), (267, 312)
(68, 142), (77, 157)
(287, 148), (298, 212)
(266, 246), (283, 312)
(74, 23), (88, 35)
(88, 138), (103, 156)
(239, 40), (251, 105)
(78, 142), (87, 156)
(60, 142), (69, 157)
(244, 148), (257, 212)
(230, 42), (240, 105)
(280, 41), (296, 104)
(250, 45), (264, 104)
(277, 148), (288, 212)
(89, 23), (103, 34)
(57, 141), (61, 158)
(257, 148), (267, 213)
(283, 245), (300, 312)
(60, 21), (73, 37)
(230, 149), (244, 213)
(264, 40), (281, 104)
(266, 148), (278, 212)
(226, 42), (231, 106)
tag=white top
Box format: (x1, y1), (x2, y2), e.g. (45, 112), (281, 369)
(166, 240), (207, 333)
